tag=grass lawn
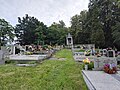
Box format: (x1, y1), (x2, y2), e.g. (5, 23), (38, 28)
(0, 49), (87, 90)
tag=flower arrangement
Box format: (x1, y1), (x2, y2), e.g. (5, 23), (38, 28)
(83, 58), (90, 64)
(104, 63), (117, 74)
(83, 58), (94, 70)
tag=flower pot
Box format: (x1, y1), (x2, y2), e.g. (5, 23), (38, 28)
(85, 64), (88, 70)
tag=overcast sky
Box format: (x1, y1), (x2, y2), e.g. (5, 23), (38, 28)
(0, 0), (89, 27)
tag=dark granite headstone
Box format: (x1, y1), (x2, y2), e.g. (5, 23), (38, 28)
(108, 50), (115, 57)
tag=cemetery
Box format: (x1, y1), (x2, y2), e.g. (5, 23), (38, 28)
(0, 32), (120, 90)
(0, 0), (120, 89)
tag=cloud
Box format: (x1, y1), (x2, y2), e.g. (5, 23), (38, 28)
(0, 0), (89, 27)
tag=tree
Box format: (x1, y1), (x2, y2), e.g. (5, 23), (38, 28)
(15, 14), (46, 45)
(70, 10), (89, 44)
(87, 0), (106, 47)
(35, 22), (48, 45)
(86, 0), (120, 48)
(0, 18), (14, 47)
(47, 21), (68, 45)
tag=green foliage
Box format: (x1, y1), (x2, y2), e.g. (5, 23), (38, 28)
(0, 18), (14, 46)
(47, 21), (68, 45)
(70, 0), (120, 50)
(5, 60), (16, 64)
(88, 0), (120, 48)
(0, 49), (87, 90)
(15, 15), (68, 45)
(70, 10), (89, 44)
(88, 62), (94, 70)
(75, 49), (85, 52)
(42, 45), (48, 50)
(83, 62), (94, 70)
(15, 14), (47, 45)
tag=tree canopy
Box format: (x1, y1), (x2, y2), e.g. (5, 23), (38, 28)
(15, 14), (52, 45)
(70, 0), (120, 49)
(0, 18), (14, 46)
(15, 14), (68, 45)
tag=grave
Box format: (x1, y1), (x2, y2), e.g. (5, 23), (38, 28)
(73, 44), (95, 50)
(72, 45), (95, 62)
(94, 50), (117, 70)
(8, 44), (53, 64)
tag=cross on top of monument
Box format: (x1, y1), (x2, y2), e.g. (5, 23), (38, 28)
(67, 33), (72, 37)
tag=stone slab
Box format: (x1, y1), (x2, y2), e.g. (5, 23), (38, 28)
(82, 70), (120, 90)
(73, 56), (94, 61)
(9, 55), (47, 61)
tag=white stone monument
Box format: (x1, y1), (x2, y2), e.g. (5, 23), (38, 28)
(66, 33), (73, 48)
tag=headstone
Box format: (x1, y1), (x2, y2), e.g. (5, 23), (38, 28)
(12, 45), (16, 55)
(103, 49), (108, 56)
(0, 50), (5, 64)
(108, 50), (115, 57)
(99, 50), (103, 56)
(94, 50), (117, 70)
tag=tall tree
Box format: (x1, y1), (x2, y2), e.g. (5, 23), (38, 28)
(15, 14), (45, 45)
(0, 18), (14, 47)
(87, 0), (120, 48)
(47, 21), (68, 45)
(88, 0), (105, 47)
(70, 10), (89, 44)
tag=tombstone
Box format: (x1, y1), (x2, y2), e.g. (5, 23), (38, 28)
(94, 50), (117, 70)
(108, 50), (115, 57)
(10, 45), (15, 55)
(103, 49), (108, 56)
(99, 50), (103, 56)
(0, 50), (5, 64)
